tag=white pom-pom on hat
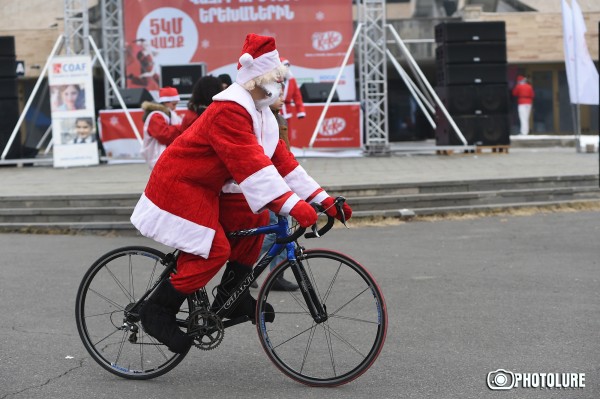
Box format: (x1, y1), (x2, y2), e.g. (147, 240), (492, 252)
(236, 33), (281, 85)
(239, 53), (253, 67)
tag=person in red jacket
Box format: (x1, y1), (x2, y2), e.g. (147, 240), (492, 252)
(280, 57), (306, 138)
(140, 87), (182, 168)
(512, 75), (535, 135)
(131, 33), (352, 354)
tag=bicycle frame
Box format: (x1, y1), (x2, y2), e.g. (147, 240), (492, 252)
(218, 215), (328, 325)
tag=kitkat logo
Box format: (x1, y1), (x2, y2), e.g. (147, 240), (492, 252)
(319, 117), (346, 136)
(312, 31), (343, 51)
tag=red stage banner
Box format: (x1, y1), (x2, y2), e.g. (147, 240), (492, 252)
(98, 103), (361, 159)
(123, 0), (356, 100)
(289, 103), (361, 148)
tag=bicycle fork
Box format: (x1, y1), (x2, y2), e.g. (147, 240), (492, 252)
(288, 259), (328, 324)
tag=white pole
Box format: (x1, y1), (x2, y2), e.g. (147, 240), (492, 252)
(386, 49), (436, 129)
(308, 24), (362, 148)
(1, 35), (64, 160)
(88, 36), (143, 144)
(571, 0), (581, 150)
(386, 24), (468, 146)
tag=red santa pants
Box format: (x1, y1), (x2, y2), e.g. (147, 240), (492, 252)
(170, 193), (269, 294)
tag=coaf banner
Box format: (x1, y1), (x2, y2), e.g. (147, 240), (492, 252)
(48, 55), (99, 168)
(123, 0), (356, 100)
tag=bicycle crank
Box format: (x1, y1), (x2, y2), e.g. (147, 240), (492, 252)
(188, 309), (224, 350)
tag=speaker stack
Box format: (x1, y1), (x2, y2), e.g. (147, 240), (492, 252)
(0, 36), (20, 158)
(434, 21), (510, 146)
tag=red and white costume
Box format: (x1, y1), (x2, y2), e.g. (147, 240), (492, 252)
(281, 76), (306, 120)
(141, 87), (182, 168)
(131, 81), (327, 293)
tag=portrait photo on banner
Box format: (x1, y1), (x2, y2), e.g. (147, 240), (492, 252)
(49, 83), (87, 112)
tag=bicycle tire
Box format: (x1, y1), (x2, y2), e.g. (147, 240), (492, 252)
(255, 249), (387, 387)
(75, 246), (191, 380)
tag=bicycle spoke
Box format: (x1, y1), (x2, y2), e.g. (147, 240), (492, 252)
(322, 262), (343, 305)
(329, 314), (380, 325)
(128, 255), (135, 301)
(92, 326), (123, 347)
(84, 309), (121, 319)
(329, 287), (370, 318)
(271, 323), (316, 350)
(322, 323), (337, 377)
(114, 329), (129, 366)
(300, 322), (317, 374)
(103, 265), (135, 303)
(322, 322), (367, 359)
(88, 288), (126, 311)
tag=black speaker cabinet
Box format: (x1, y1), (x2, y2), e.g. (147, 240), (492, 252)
(300, 82), (339, 103)
(436, 84), (509, 115)
(0, 36), (15, 56)
(436, 42), (507, 64)
(437, 63), (507, 85)
(435, 114), (510, 146)
(0, 56), (16, 78)
(435, 21), (506, 43)
(110, 88), (154, 108)
(0, 97), (21, 158)
(0, 78), (17, 98)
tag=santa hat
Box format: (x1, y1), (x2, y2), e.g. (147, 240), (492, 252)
(280, 57), (290, 67)
(236, 33), (281, 85)
(158, 87), (180, 103)
(517, 75), (526, 82)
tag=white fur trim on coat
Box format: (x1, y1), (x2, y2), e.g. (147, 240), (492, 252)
(283, 165), (322, 200)
(239, 165), (291, 213)
(213, 83), (278, 158)
(279, 193), (301, 216)
(131, 193), (216, 258)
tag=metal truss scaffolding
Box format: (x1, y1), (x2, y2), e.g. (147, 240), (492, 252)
(358, 0), (389, 154)
(101, 0), (125, 108)
(63, 0), (90, 55)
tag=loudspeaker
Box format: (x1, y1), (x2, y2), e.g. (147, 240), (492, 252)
(0, 56), (16, 78)
(435, 21), (506, 43)
(0, 98), (21, 159)
(436, 42), (507, 64)
(0, 36), (15, 56)
(436, 84), (509, 115)
(0, 78), (17, 98)
(435, 114), (510, 146)
(110, 88), (154, 108)
(300, 82), (339, 103)
(437, 63), (507, 85)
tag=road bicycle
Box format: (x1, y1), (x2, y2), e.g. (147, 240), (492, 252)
(75, 197), (387, 387)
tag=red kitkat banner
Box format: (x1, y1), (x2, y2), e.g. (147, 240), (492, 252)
(123, 0), (356, 100)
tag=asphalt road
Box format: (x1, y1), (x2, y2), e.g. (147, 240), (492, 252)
(1, 210), (598, 399)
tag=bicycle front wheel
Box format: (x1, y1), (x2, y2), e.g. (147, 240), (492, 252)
(75, 246), (190, 380)
(256, 249), (387, 387)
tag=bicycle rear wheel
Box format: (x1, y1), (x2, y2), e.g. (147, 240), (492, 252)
(75, 246), (190, 380)
(256, 249), (387, 387)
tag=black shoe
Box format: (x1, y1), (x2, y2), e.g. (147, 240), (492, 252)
(271, 274), (299, 291)
(211, 261), (274, 322)
(139, 279), (193, 354)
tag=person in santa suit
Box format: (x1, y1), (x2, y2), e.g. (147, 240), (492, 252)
(130, 33), (352, 354)
(140, 87), (182, 169)
(279, 57), (306, 138)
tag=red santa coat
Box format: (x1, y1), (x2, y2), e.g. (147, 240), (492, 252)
(281, 77), (306, 119)
(131, 83), (326, 258)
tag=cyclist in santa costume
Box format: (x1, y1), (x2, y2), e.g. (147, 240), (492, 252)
(131, 33), (352, 354)
(279, 57), (306, 136)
